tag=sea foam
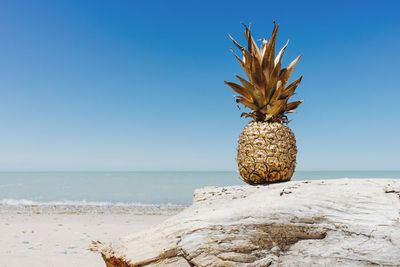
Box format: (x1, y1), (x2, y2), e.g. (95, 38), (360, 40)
(0, 198), (186, 215)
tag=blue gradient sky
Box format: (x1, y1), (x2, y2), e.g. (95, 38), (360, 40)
(0, 0), (399, 171)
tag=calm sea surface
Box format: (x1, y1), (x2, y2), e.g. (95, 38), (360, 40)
(0, 171), (399, 205)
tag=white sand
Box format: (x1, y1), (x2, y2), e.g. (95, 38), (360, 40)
(0, 213), (172, 267)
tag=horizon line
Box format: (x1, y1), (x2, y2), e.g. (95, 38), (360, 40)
(0, 170), (399, 172)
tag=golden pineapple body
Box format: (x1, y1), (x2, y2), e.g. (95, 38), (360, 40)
(237, 121), (297, 184)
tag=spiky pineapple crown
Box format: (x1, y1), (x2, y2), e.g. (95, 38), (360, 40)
(225, 23), (303, 123)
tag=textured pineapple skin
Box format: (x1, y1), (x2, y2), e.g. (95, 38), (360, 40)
(237, 122), (297, 184)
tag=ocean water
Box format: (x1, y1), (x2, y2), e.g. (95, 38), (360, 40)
(0, 171), (399, 206)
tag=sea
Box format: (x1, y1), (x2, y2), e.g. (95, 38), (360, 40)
(1, 171), (399, 214)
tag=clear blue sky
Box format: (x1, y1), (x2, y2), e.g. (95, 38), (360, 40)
(0, 0), (399, 171)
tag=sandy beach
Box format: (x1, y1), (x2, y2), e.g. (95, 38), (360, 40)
(0, 205), (181, 267)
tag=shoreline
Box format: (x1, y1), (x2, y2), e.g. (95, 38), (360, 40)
(0, 201), (186, 216)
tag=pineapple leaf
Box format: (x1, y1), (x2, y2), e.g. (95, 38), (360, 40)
(226, 23), (303, 122)
(242, 50), (265, 92)
(240, 112), (257, 120)
(265, 67), (280, 102)
(236, 96), (259, 110)
(266, 55), (284, 101)
(228, 34), (245, 51)
(286, 100), (304, 111)
(280, 75), (303, 99)
(280, 55), (301, 88)
(260, 99), (286, 117)
(260, 39), (268, 58)
(260, 104), (270, 114)
(274, 40), (289, 67)
(230, 48), (245, 69)
(235, 75), (255, 95)
(270, 80), (283, 102)
(235, 75), (265, 106)
(242, 24), (262, 63)
(252, 87), (265, 107)
(262, 24), (279, 80)
(224, 81), (253, 100)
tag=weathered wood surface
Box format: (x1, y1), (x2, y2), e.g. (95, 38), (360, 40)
(93, 179), (400, 266)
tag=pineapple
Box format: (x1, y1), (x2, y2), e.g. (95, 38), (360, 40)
(225, 23), (303, 185)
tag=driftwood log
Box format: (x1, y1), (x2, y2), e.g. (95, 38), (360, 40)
(92, 179), (400, 266)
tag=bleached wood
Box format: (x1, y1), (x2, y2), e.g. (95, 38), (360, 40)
(94, 179), (400, 266)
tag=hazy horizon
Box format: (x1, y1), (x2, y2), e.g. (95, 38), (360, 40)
(1, 170), (400, 173)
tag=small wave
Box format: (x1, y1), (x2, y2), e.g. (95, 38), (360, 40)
(0, 198), (186, 215)
(0, 198), (184, 207)
(0, 183), (23, 188)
